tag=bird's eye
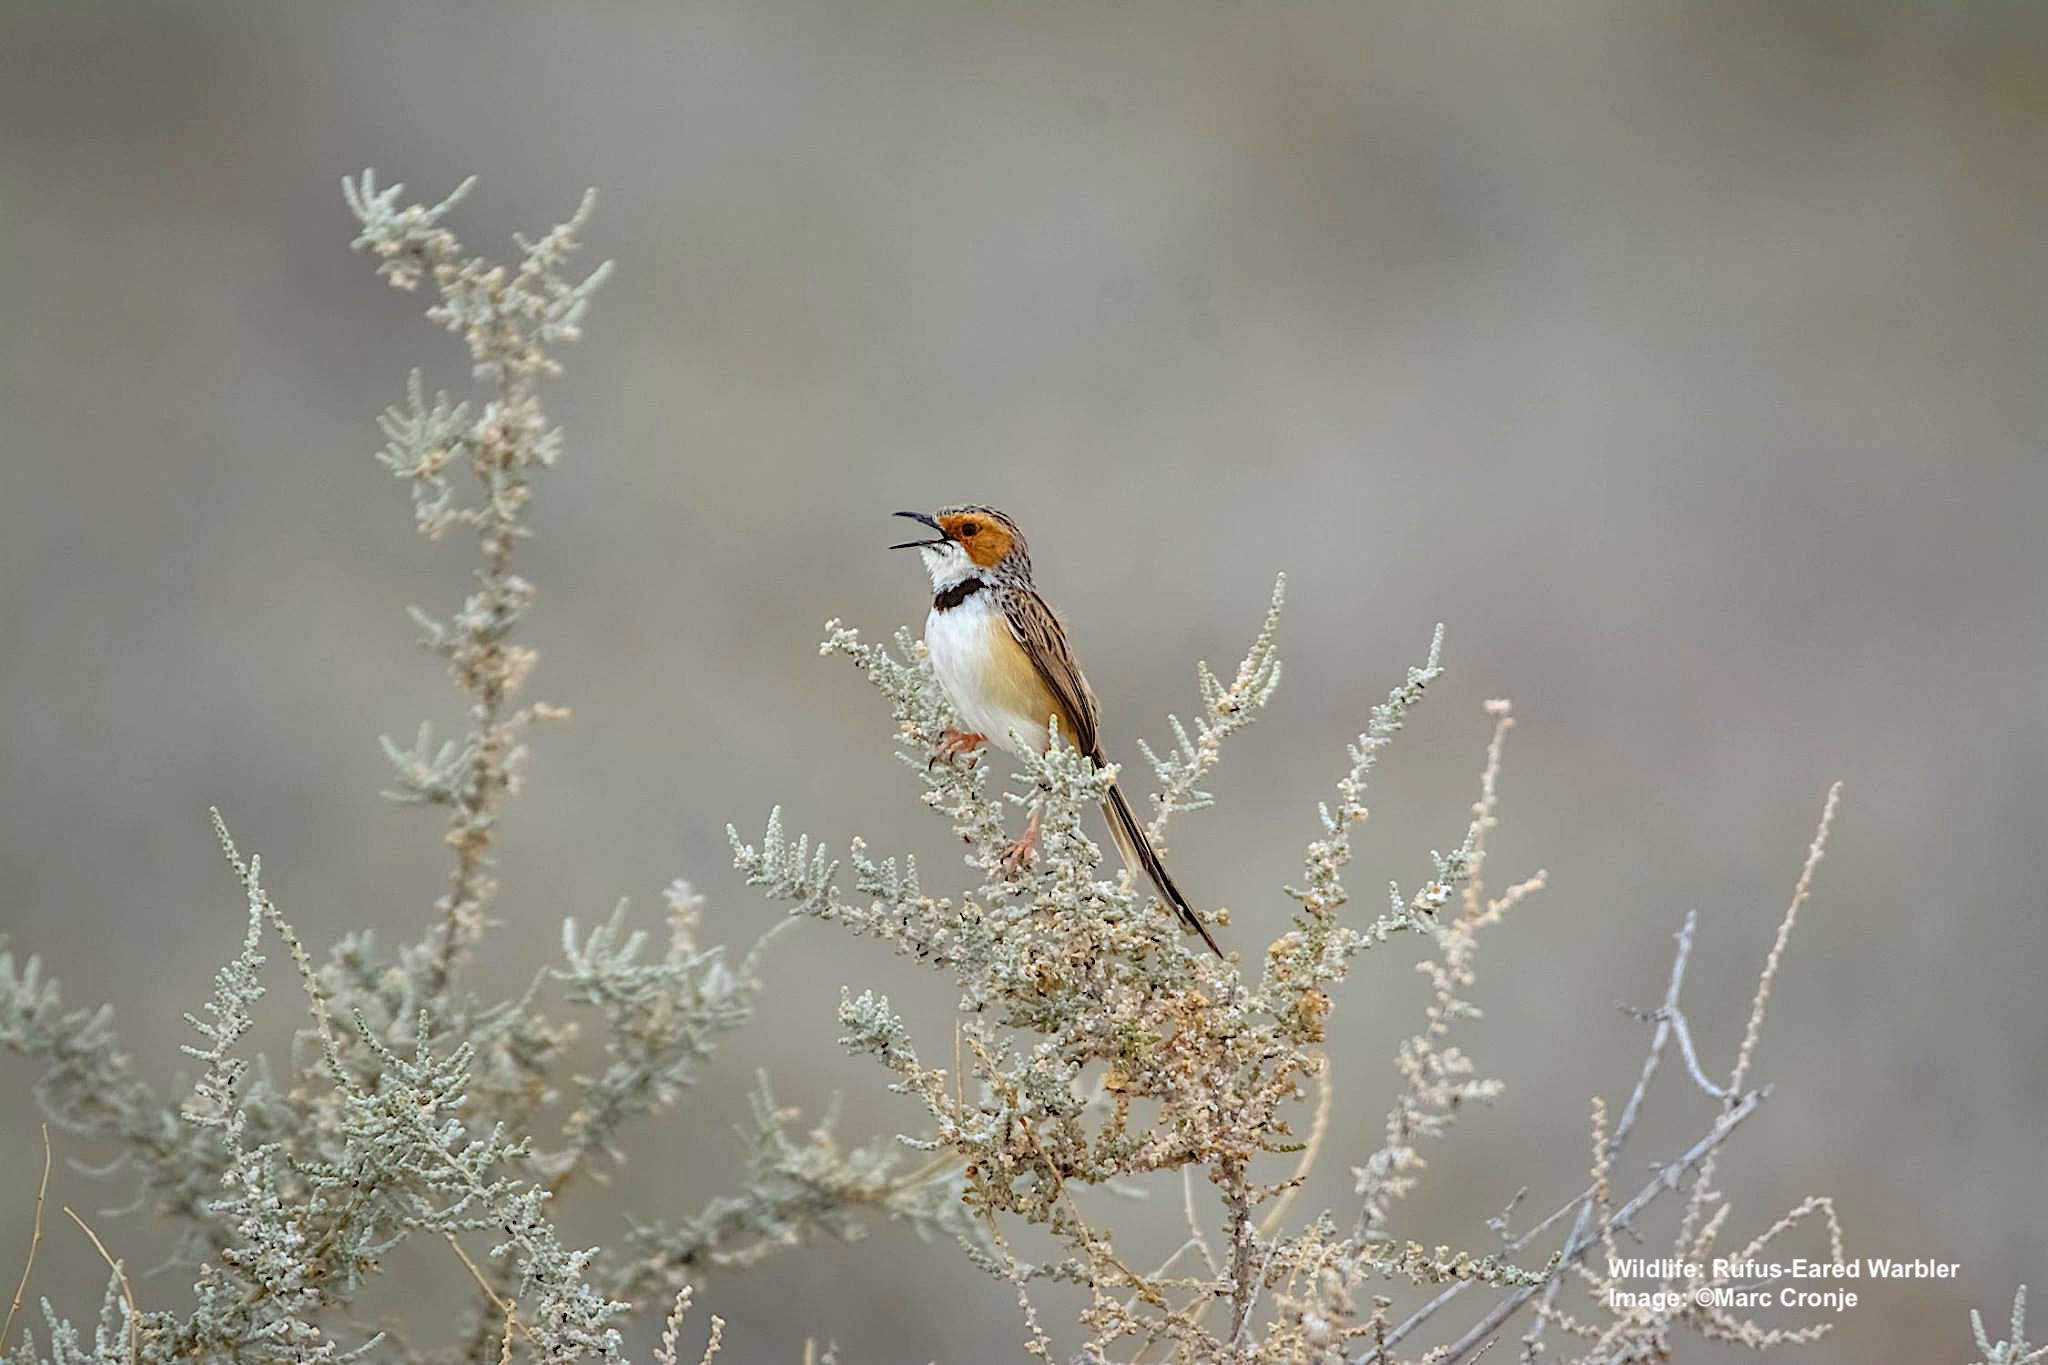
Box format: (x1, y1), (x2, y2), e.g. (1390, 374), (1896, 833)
(956, 520), (979, 537)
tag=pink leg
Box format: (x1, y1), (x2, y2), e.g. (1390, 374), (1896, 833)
(1000, 805), (1041, 876)
(933, 727), (987, 768)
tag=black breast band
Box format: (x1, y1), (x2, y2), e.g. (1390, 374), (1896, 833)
(933, 577), (986, 610)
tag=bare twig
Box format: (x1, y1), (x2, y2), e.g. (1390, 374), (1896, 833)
(1515, 911), (1701, 1360)
(1625, 1003), (1729, 1103)
(1358, 1085), (1771, 1364)
(444, 1233), (546, 1354)
(1676, 782), (1843, 1264)
(2, 1124), (51, 1353)
(63, 1206), (138, 1365)
(1437, 1088), (1769, 1365)
(1488, 1187), (1530, 1242)
(1183, 1165), (1220, 1277)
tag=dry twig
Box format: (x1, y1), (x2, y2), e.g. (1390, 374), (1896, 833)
(62, 1206), (138, 1365)
(2, 1124), (51, 1353)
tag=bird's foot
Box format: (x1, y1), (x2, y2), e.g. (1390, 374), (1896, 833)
(1000, 809), (1041, 877)
(932, 727), (987, 769)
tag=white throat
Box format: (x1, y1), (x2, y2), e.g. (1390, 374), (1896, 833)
(918, 541), (980, 590)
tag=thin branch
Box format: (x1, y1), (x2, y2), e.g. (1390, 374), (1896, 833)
(1183, 1165), (1219, 1277)
(654, 1288), (692, 1365)
(1627, 1003), (1730, 1103)
(1438, 1088), (1769, 1365)
(1359, 1084), (1771, 1364)
(1229, 1239), (1284, 1353)
(1259, 1061), (1333, 1238)
(63, 1206), (138, 1365)
(1613, 913), (1697, 1138)
(1676, 781), (1843, 1264)
(1223, 1167), (1258, 1344)
(1487, 1188), (1530, 1242)
(696, 1313), (726, 1365)
(1518, 911), (1700, 1360)
(444, 1232), (547, 1354)
(2, 1124), (51, 1353)
(985, 1215), (1054, 1362)
(1729, 782), (1843, 1094)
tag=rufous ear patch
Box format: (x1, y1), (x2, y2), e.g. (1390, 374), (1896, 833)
(940, 513), (1014, 567)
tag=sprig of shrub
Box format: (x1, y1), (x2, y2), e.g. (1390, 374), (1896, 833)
(736, 595), (1875, 1361)
(0, 174), (928, 1365)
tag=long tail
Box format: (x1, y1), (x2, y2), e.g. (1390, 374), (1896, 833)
(1102, 781), (1224, 958)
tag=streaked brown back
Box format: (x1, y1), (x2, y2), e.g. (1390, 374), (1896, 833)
(999, 586), (1101, 759)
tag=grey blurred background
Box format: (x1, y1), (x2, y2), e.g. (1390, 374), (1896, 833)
(3, 2), (2045, 1361)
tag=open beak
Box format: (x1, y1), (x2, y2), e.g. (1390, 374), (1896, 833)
(890, 510), (947, 550)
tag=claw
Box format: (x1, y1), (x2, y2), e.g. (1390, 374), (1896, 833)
(932, 727), (987, 769)
(999, 807), (1041, 877)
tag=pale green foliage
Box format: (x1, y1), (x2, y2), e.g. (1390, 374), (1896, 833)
(608, 1075), (986, 1304)
(6, 819), (619, 1365)
(1972, 1287), (2048, 1365)
(15, 1276), (137, 1365)
(734, 607), (1559, 1361)
(0, 943), (252, 1268)
(730, 543), (2012, 1363)
(549, 884), (791, 1179)
(346, 167), (609, 993)
(1138, 574), (1286, 845)
(0, 176), (926, 1365)
(0, 169), (2023, 1365)
(1353, 703), (1528, 1239)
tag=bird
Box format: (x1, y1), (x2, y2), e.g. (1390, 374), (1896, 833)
(890, 506), (1224, 957)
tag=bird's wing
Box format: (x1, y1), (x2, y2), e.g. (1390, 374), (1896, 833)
(1000, 587), (1102, 759)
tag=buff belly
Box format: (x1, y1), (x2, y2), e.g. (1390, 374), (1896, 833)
(924, 595), (1053, 758)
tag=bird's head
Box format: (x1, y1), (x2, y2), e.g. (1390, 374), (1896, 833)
(891, 506), (1030, 587)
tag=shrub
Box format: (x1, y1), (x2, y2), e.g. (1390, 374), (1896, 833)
(1, 173), (2025, 1365)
